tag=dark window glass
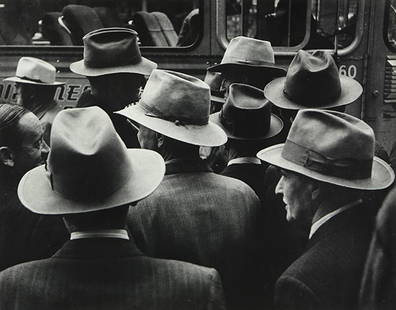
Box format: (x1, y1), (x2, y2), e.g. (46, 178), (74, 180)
(0, 0), (200, 47)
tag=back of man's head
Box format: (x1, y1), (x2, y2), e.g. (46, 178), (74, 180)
(0, 103), (28, 149)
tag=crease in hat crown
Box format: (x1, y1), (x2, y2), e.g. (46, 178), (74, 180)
(257, 109), (395, 190)
(4, 57), (64, 85)
(48, 107), (133, 201)
(70, 27), (157, 76)
(115, 69), (227, 147)
(139, 69), (211, 125)
(264, 50), (363, 110)
(18, 105), (166, 214)
(208, 36), (286, 74)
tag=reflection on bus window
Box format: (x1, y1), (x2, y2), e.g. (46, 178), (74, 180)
(0, 0), (201, 47)
(386, 0), (396, 50)
(226, 0), (358, 49)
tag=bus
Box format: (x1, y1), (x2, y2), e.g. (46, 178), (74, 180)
(0, 0), (395, 150)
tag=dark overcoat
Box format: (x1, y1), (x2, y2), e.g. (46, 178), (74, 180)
(0, 238), (226, 310)
(275, 203), (374, 310)
(128, 159), (268, 310)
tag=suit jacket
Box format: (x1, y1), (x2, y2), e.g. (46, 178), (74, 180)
(0, 186), (68, 271)
(0, 238), (226, 310)
(275, 203), (375, 310)
(221, 162), (268, 203)
(128, 159), (268, 310)
(359, 188), (396, 310)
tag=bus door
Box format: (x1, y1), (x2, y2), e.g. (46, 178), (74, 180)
(366, 0), (396, 151)
(213, 0), (365, 117)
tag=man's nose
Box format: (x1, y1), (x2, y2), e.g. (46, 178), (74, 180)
(275, 176), (284, 195)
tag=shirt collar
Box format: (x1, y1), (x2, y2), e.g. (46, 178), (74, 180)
(228, 157), (261, 166)
(309, 199), (363, 239)
(70, 229), (129, 241)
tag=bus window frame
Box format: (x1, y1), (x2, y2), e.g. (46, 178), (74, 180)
(215, 0), (365, 57)
(0, 0), (205, 55)
(383, 0), (396, 52)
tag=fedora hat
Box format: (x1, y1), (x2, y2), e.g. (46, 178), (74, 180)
(70, 27), (157, 77)
(203, 70), (226, 105)
(210, 83), (283, 140)
(257, 109), (394, 190)
(116, 69), (227, 147)
(264, 50), (363, 110)
(208, 36), (286, 76)
(18, 106), (165, 215)
(4, 57), (64, 86)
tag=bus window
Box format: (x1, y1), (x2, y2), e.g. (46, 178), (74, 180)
(225, 0), (360, 50)
(385, 0), (396, 50)
(0, 0), (201, 47)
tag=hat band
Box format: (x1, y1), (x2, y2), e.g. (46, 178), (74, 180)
(140, 101), (209, 126)
(282, 140), (372, 180)
(16, 75), (52, 84)
(282, 87), (341, 106)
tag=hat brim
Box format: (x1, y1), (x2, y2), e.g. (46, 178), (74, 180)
(211, 94), (226, 104)
(257, 144), (395, 190)
(116, 105), (227, 147)
(264, 76), (363, 110)
(70, 57), (157, 77)
(17, 149), (165, 215)
(4, 76), (65, 86)
(210, 112), (283, 141)
(208, 62), (286, 76)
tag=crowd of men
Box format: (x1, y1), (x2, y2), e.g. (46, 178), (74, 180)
(0, 27), (395, 310)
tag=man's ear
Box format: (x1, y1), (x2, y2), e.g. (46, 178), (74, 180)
(0, 146), (15, 167)
(156, 133), (164, 150)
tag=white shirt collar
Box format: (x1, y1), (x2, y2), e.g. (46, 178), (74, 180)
(228, 157), (261, 166)
(309, 199), (363, 239)
(70, 229), (129, 240)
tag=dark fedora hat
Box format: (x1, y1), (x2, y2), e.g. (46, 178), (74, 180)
(203, 70), (226, 105)
(264, 50), (363, 110)
(70, 27), (157, 76)
(116, 69), (227, 147)
(208, 36), (286, 76)
(210, 83), (283, 141)
(18, 106), (165, 215)
(257, 109), (394, 190)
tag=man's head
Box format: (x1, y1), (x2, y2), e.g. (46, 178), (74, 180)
(17, 106), (165, 216)
(137, 124), (200, 160)
(258, 109), (395, 222)
(15, 82), (57, 110)
(86, 73), (146, 110)
(116, 69), (227, 153)
(0, 104), (49, 181)
(210, 83), (283, 160)
(208, 36), (286, 98)
(264, 50), (363, 110)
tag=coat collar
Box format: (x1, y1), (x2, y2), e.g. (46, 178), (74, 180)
(53, 238), (143, 260)
(165, 158), (212, 175)
(307, 200), (373, 247)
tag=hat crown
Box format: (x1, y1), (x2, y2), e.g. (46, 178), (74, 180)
(15, 57), (57, 84)
(219, 83), (278, 139)
(83, 27), (142, 69)
(48, 107), (132, 201)
(283, 50), (342, 105)
(139, 69), (211, 125)
(282, 109), (375, 179)
(221, 36), (275, 66)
